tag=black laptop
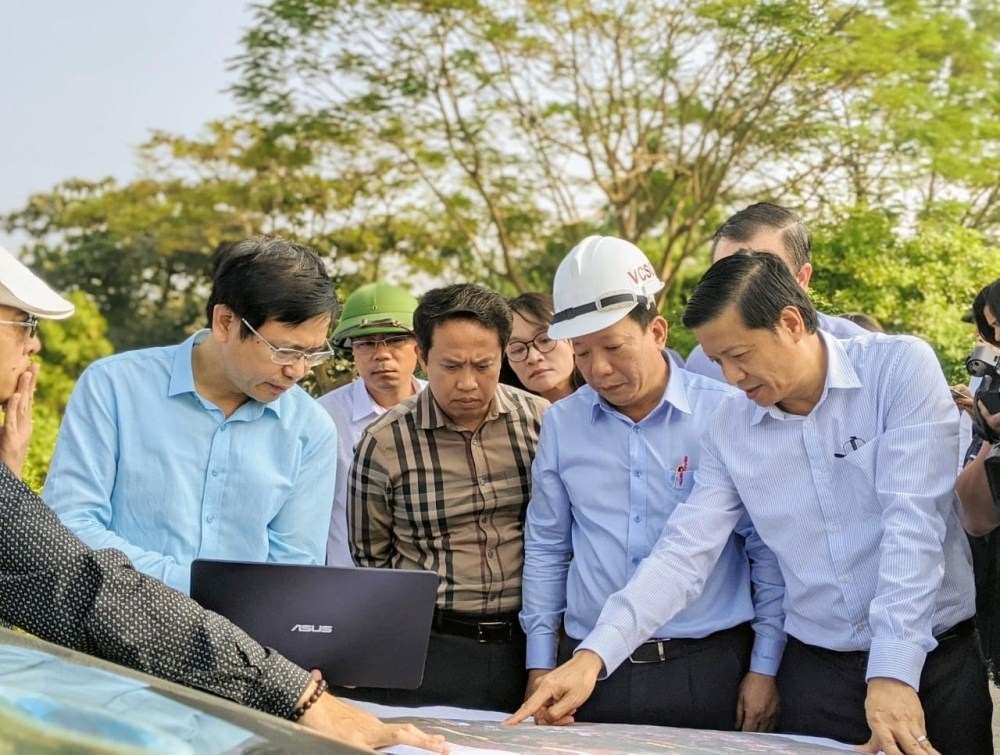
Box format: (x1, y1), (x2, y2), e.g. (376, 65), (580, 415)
(190, 560), (438, 689)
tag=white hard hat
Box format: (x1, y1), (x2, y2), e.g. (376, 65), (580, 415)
(549, 236), (664, 340)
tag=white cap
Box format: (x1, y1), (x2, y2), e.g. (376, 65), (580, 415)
(0, 245), (74, 320)
(549, 236), (664, 340)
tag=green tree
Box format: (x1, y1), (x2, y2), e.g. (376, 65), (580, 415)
(22, 292), (114, 490)
(4, 121), (462, 351)
(232, 0), (1000, 295)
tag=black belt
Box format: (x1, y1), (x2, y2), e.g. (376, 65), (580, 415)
(936, 617), (975, 643)
(629, 622), (751, 665)
(432, 611), (520, 644)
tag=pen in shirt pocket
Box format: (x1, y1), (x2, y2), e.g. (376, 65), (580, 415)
(834, 436), (864, 459)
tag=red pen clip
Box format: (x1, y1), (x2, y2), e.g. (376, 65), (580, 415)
(675, 454), (689, 486)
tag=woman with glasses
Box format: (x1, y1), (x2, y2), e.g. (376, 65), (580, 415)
(501, 293), (583, 403)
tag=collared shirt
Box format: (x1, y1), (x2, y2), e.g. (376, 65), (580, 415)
(685, 312), (867, 381)
(44, 331), (337, 594)
(317, 375), (427, 566)
(581, 332), (975, 690)
(521, 354), (785, 674)
(1, 462), (310, 717)
(349, 384), (548, 614)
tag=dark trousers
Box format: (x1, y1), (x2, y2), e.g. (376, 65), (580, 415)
(776, 620), (993, 754)
(557, 623), (753, 729)
(341, 617), (527, 713)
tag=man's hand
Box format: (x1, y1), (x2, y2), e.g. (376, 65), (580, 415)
(0, 362), (37, 478)
(299, 689), (448, 753)
(950, 384), (974, 416)
(505, 650), (603, 726)
(735, 671), (780, 732)
(856, 677), (939, 755)
(525, 668), (550, 699)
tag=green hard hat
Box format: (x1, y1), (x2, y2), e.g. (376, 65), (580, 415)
(332, 282), (418, 347)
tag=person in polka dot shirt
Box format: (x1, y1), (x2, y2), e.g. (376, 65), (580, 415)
(0, 244), (446, 753)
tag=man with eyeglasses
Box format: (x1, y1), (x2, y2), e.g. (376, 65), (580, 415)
(44, 236), (339, 594)
(317, 282), (425, 566)
(0, 243), (445, 753)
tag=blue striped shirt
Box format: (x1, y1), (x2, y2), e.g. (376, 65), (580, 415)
(581, 332), (975, 689)
(521, 357), (785, 674)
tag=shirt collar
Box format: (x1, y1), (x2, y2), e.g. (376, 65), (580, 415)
(749, 330), (862, 424)
(351, 375), (423, 423)
(416, 383), (510, 430)
(588, 349), (690, 422)
(168, 329), (281, 419)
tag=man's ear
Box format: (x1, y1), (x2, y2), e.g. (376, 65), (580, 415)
(211, 305), (237, 341)
(778, 305), (808, 341)
(795, 262), (814, 290)
(650, 315), (669, 348)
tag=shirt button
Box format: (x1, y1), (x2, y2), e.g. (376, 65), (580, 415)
(829, 524), (840, 533)
(480, 516), (487, 524)
(220, 425), (228, 433)
(479, 477), (488, 486)
(206, 515), (215, 523)
(487, 551), (495, 559)
(634, 469), (642, 477)
(632, 426), (641, 434)
(488, 595), (496, 602)
(633, 515), (641, 523)
(841, 574), (851, 583)
(632, 557), (640, 565)
(211, 469), (219, 477)
(472, 438), (479, 445)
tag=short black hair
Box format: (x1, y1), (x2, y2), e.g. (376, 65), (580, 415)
(414, 284), (512, 354)
(711, 202), (811, 271)
(973, 280), (1000, 348)
(682, 251), (818, 333)
(206, 236), (338, 337)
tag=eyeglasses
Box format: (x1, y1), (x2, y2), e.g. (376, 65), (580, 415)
(0, 315), (39, 339)
(350, 334), (415, 356)
(505, 333), (558, 362)
(241, 318), (335, 368)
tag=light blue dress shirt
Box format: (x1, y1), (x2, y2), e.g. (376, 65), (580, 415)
(317, 375), (426, 566)
(43, 331), (337, 594)
(581, 332), (975, 690)
(522, 354), (786, 675)
(685, 312), (866, 381)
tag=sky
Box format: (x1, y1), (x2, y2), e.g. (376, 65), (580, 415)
(0, 0), (254, 252)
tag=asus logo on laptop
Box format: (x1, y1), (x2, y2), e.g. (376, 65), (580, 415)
(290, 624), (333, 633)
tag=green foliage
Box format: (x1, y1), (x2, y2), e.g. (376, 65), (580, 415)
(22, 293), (114, 490)
(811, 209), (998, 382)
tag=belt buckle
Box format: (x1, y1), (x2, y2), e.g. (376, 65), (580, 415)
(629, 639), (668, 664)
(476, 621), (511, 644)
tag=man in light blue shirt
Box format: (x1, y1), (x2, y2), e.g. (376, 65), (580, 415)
(317, 282), (426, 566)
(521, 237), (785, 732)
(685, 202), (865, 381)
(44, 237), (339, 594)
(512, 252), (991, 755)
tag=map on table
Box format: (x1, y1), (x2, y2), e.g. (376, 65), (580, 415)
(391, 718), (847, 754)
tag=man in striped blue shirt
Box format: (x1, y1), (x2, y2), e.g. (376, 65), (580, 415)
(512, 252), (991, 755)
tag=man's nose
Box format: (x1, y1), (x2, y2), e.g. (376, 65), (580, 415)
(283, 356), (311, 381)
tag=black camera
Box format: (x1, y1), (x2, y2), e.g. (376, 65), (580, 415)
(966, 345), (1000, 420)
(965, 345), (1000, 503)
